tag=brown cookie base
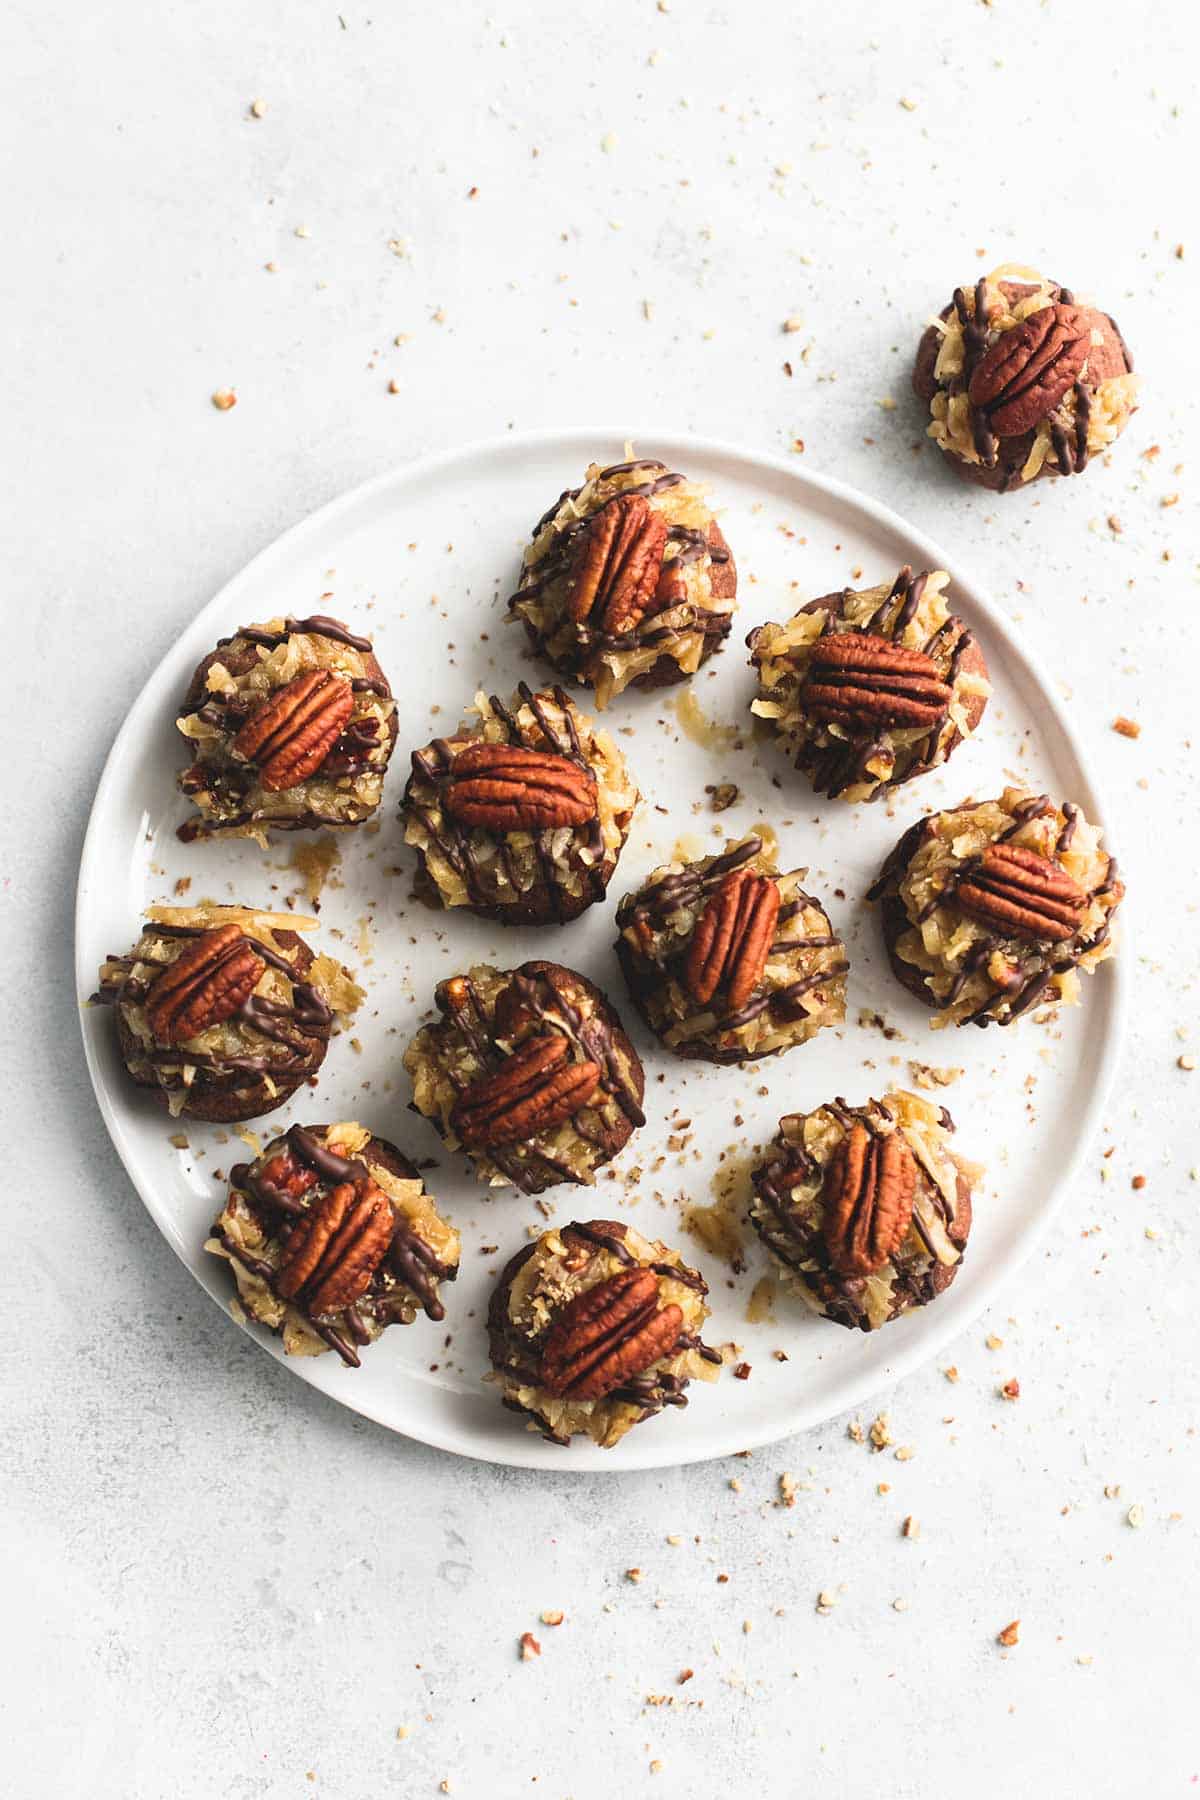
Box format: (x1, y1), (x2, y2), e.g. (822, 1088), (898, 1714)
(404, 960), (647, 1195)
(748, 1095), (975, 1332)
(515, 520), (737, 695)
(486, 1218), (718, 1447)
(114, 1007), (325, 1123)
(177, 617), (397, 840)
(763, 584), (990, 797)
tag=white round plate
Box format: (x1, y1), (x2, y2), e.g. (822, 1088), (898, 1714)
(76, 428), (1126, 1471)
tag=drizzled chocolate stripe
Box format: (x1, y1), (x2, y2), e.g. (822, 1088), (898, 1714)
(230, 1124), (452, 1336)
(408, 687), (607, 913)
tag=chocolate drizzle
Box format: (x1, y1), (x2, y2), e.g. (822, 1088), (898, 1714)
(785, 568), (978, 801)
(749, 1099), (962, 1329)
(406, 685), (614, 918)
(511, 460), (733, 672)
(954, 280), (998, 468)
(176, 615), (393, 841)
(620, 838), (846, 1049)
(108, 920), (333, 1101)
(223, 1123), (455, 1362)
(880, 798), (1123, 1028)
(430, 964), (644, 1196)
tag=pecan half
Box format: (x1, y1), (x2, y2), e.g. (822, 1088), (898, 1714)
(822, 1123), (917, 1277)
(540, 1269), (683, 1400)
(451, 1035), (601, 1148)
(685, 869), (781, 1013)
(276, 1178), (395, 1314)
(442, 741), (598, 831)
(956, 842), (1087, 943)
(145, 924), (266, 1045)
(803, 634), (952, 731)
(967, 304), (1090, 437)
(232, 669), (355, 791)
(568, 494), (668, 634)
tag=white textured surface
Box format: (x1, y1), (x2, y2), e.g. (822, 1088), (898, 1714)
(2, 1), (1197, 1794)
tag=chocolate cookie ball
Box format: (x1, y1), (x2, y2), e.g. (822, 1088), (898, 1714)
(176, 614), (397, 842)
(488, 1218), (721, 1448)
(92, 904), (363, 1122)
(507, 455), (737, 707)
(748, 566), (990, 802)
(207, 1121), (460, 1367)
(749, 1091), (977, 1332)
(913, 265), (1138, 493)
(402, 683), (639, 927)
(614, 833), (847, 1064)
(403, 961), (646, 1194)
(869, 789), (1124, 1029)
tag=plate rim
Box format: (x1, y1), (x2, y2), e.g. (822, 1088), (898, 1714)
(75, 423), (1128, 1471)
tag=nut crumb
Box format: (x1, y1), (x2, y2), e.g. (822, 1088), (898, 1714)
(1000, 1378), (1021, 1402)
(997, 1620), (1020, 1648)
(519, 1632), (541, 1660)
(1112, 715), (1140, 739)
(211, 388), (237, 411)
(540, 1609), (564, 1627)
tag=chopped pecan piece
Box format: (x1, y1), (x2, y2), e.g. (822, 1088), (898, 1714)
(968, 304), (1091, 436)
(803, 634), (952, 731)
(822, 1123), (917, 1277)
(540, 1269), (683, 1400)
(568, 494), (668, 634)
(276, 1178), (395, 1314)
(232, 669), (355, 791)
(442, 741), (598, 831)
(957, 843), (1087, 943)
(145, 925), (266, 1045)
(451, 1035), (601, 1148)
(685, 869), (781, 1012)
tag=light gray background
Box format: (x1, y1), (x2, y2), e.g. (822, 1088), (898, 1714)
(3, 2), (1196, 1796)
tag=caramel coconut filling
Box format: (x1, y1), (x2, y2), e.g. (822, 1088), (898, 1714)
(176, 615), (396, 844)
(615, 833), (847, 1059)
(871, 788), (1123, 1028)
(508, 456), (735, 708)
(749, 1090), (979, 1331)
(488, 1220), (721, 1448)
(207, 1121), (460, 1366)
(403, 684), (638, 916)
(749, 567), (990, 802)
(93, 903), (363, 1117)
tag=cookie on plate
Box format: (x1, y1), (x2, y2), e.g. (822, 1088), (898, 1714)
(208, 1121), (460, 1366)
(176, 614), (397, 842)
(402, 683), (638, 926)
(614, 833), (847, 1063)
(749, 1090), (978, 1332)
(403, 961), (646, 1194)
(868, 788), (1124, 1029)
(92, 904), (362, 1122)
(913, 264), (1138, 493)
(747, 566), (990, 801)
(507, 455), (737, 707)
(487, 1218), (722, 1448)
